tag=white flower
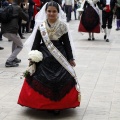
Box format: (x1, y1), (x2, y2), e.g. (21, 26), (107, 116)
(28, 50), (43, 62)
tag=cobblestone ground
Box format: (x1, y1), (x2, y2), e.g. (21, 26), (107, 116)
(0, 17), (120, 120)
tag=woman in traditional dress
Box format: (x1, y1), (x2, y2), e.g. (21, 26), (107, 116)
(18, 1), (80, 114)
(78, 0), (100, 40)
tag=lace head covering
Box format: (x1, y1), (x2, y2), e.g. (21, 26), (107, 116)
(24, 1), (76, 58)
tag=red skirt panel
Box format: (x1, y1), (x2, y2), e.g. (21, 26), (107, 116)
(18, 80), (80, 110)
(78, 21), (100, 33)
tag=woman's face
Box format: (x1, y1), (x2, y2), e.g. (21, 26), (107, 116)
(46, 6), (58, 21)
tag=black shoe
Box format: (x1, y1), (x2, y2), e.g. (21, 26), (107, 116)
(106, 39), (109, 42)
(22, 30), (25, 33)
(104, 35), (106, 40)
(47, 110), (54, 113)
(0, 46), (4, 50)
(47, 110), (60, 115)
(53, 110), (60, 115)
(13, 58), (21, 63)
(88, 38), (91, 41)
(92, 38), (95, 40)
(5, 61), (19, 67)
(8, 40), (12, 42)
(116, 28), (120, 31)
(26, 30), (32, 33)
(67, 20), (70, 22)
(20, 36), (25, 39)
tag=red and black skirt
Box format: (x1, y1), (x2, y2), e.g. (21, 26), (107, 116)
(78, 6), (100, 33)
(18, 42), (80, 110)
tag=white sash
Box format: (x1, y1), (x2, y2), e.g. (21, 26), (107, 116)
(39, 22), (80, 92)
(88, 0), (99, 15)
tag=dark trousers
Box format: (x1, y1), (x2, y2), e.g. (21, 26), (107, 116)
(74, 8), (77, 19)
(0, 32), (2, 39)
(22, 23), (27, 33)
(102, 11), (113, 29)
(65, 5), (72, 22)
(18, 19), (22, 37)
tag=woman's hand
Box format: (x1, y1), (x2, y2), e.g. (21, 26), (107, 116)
(28, 59), (33, 66)
(69, 60), (76, 67)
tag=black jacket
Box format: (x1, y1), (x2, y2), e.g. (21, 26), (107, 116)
(99, 0), (116, 12)
(1, 3), (28, 34)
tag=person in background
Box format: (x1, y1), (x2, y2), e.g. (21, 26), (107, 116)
(0, 1), (2, 42)
(77, 0), (82, 20)
(74, 0), (78, 20)
(62, 0), (74, 22)
(27, 0), (35, 33)
(0, 30), (4, 49)
(21, 0), (29, 33)
(33, 0), (41, 18)
(99, 0), (116, 42)
(30, 0), (41, 31)
(41, 0), (62, 6)
(0, 31), (2, 41)
(18, 0), (28, 39)
(115, 0), (120, 31)
(1, 0), (28, 67)
(0, 27), (4, 49)
(78, 0), (100, 40)
(0, 46), (4, 50)
(0, 0), (11, 42)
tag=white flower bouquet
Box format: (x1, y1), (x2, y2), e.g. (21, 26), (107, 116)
(23, 50), (43, 78)
(28, 50), (43, 63)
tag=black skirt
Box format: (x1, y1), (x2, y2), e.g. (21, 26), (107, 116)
(81, 6), (99, 32)
(26, 41), (76, 101)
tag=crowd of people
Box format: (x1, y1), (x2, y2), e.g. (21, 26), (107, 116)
(0, 0), (120, 115)
(0, 0), (119, 46)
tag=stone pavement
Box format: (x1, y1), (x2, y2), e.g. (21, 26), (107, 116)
(0, 19), (120, 120)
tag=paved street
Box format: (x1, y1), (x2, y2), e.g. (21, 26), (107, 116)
(0, 18), (120, 120)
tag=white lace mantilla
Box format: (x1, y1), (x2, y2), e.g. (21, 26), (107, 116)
(45, 20), (68, 40)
